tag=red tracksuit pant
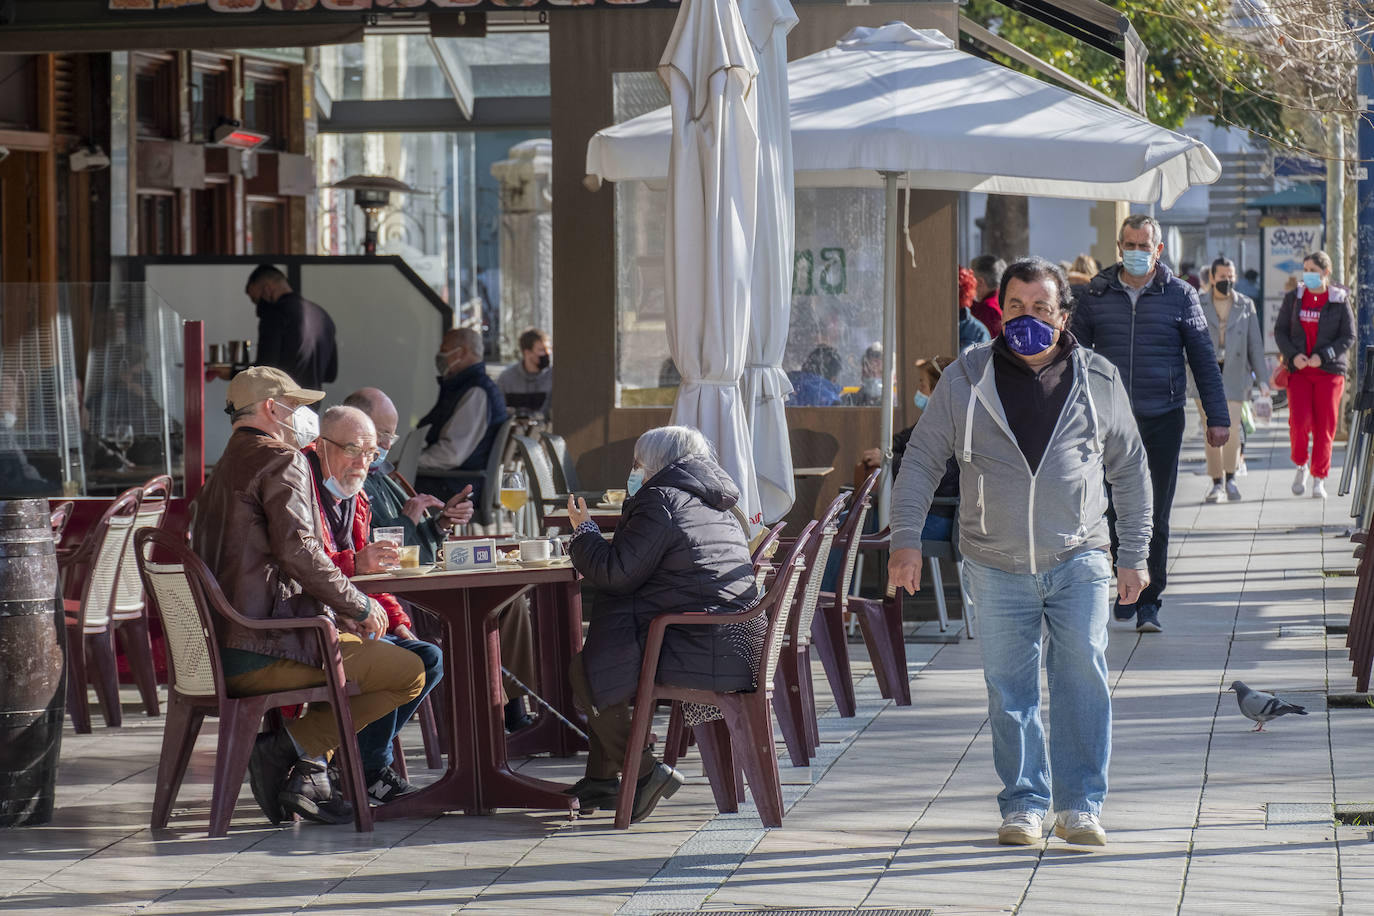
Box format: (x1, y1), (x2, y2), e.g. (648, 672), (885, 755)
(1287, 367), (1345, 479)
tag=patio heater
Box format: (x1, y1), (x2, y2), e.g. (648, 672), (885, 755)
(328, 175), (414, 256)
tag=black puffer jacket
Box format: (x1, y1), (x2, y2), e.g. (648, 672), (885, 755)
(571, 455), (761, 708)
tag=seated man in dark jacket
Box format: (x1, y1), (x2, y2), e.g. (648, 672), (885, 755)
(564, 426), (760, 822)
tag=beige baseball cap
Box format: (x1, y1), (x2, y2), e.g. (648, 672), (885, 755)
(226, 366), (325, 413)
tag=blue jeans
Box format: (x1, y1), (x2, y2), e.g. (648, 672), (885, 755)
(962, 551), (1113, 817)
(356, 636), (444, 775)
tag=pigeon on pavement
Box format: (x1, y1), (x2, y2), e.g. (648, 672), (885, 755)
(1229, 680), (1309, 731)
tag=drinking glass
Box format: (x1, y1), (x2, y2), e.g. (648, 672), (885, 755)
(499, 468), (527, 534)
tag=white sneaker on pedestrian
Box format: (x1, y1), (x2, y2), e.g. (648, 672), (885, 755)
(1225, 478), (1242, 502)
(1204, 482), (1224, 503)
(1313, 478), (1328, 500)
(998, 810), (1044, 846)
(1235, 457), (1248, 477)
(1292, 465), (1310, 496)
(1054, 810), (1107, 846)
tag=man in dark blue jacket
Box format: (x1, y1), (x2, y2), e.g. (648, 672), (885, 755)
(1071, 214), (1230, 633)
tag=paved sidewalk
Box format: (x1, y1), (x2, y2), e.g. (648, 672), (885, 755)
(3, 416), (1371, 915)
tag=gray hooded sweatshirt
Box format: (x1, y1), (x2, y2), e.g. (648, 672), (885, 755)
(891, 343), (1152, 575)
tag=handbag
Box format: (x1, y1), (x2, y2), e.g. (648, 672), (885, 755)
(1270, 362), (1289, 391)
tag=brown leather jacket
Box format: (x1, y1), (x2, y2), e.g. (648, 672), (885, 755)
(190, 426), (371, 666)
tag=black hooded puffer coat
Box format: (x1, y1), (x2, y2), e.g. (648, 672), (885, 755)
(570, 454), (762, 708)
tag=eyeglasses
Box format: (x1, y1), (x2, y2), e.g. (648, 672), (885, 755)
(321, 436), (380, 464)
(375, 431), (399, 448)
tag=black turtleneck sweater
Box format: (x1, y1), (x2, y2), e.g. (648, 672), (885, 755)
(991, 330), (1078, 475)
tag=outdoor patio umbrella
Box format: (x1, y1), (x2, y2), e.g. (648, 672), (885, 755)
(738, 0), (798, 525)
(587, 21), (1223, 518)
(660, 0), (762, 527)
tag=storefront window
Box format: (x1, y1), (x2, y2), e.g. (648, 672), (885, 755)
(611, 79), (886, 408)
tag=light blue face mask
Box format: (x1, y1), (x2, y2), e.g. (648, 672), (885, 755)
(1303, 271), (1324, 292)
(627, 468), (645, 497)
(1121, 249), (1154, 277)
(322, 476), (349, 501)
(369, 446), (389, 471)
(913, 391), (930, 411)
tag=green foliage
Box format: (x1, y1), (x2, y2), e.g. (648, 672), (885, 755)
(963, 0), (1289, 142)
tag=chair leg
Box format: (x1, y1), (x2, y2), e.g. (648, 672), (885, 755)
(152, 692), (204, 829)
(209, 696), (270, 837)
(721, 695), (783, 828)
(928, 557), (950, 632)
(771, 649), (809, 767)
(116, 617), (162, 716)
(390, 736), (408, 781)
(798, 644), (820, 756)
(324, 693), (374, 835)
(691, 718), (738, 814)
(86, 628), (123, 728)
(811, 600), (857, 718)
(613, 688), (658, 830)
(416, 696), (443, 770)
(65, 623), (92, 734)
(663, 702), (687, 768)
(856, 596), (912, 707)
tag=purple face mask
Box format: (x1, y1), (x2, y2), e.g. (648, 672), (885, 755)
(1003, 314), (1057, 356)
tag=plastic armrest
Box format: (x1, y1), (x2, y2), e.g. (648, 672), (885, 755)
(416, 468), (485, 481)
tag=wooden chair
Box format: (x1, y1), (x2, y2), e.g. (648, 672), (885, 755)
(920, 496), (974, 638)
(61, 486), (142, 732)
(135, 528), (373, 837)
(813, 467), (882, 718)
(49, 500), (74, 543)
(111, 474), (173, 717)
(612, 521), (814, 829)
(772, 494), (846, 767)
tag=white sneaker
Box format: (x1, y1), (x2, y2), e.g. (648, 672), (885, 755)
(1313, 478), (1328, 500)
(998, 810), (1044, 846)
(1292, 465), (1310, 496)
(1236, 457), (1248, 477)
(1225, 478), (1242, 502)
(1054, 810), (1107, 846)
(1204, 482), (1224, 503)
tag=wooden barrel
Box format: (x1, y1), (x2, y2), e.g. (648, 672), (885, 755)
(0, 498), (65, 827)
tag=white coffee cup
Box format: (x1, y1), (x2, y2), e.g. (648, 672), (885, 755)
(519, 539), (551, 562)
(445, 538), (496, 570)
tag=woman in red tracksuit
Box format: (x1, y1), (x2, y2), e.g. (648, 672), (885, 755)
(1274, 250), (1355, 500)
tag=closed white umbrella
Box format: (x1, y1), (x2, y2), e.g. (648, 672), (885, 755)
(660, 0), (762, 526)
(738, 0), (798, 525)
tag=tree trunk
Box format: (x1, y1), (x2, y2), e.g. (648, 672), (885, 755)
(981, 194), (1029, 262)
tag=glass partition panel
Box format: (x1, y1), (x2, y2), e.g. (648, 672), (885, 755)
(0, 284), (184, 499)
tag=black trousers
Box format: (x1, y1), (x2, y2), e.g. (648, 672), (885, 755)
(1107, 407), (1185, 608)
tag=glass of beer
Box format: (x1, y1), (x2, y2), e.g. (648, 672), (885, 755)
(500, 467), (528, 535)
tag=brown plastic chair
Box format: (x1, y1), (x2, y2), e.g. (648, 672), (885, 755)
(848, 523), (913, 707)
(612, 521), (813, 829)
(49, 500), (74, 544)
(111, 474), (173, 717)
(61, 486), (142, 732)
(135, 528), (373, 837)
(772, 493), (846, 767)
(812, 467), (883, 717)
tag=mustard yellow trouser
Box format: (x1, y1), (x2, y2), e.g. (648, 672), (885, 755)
(1196, 399), (1244, 479)
(226, 632), (425, 758)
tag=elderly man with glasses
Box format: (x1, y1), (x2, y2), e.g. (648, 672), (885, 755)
(299, 404), (446, 804)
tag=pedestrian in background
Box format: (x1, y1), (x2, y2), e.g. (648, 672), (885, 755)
(969, 254), (1005, 337)
(1274, 250), (1354, 500)
(1197, 257), (1267, 503)
(1071, 214), (1228, 634)
(958, 266), (991, 352)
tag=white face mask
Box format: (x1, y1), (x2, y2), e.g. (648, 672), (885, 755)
(274, 403), (319, 450)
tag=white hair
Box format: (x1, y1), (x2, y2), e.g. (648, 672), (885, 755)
(320, 404), (374, 438)
(634, 425), (713, 478)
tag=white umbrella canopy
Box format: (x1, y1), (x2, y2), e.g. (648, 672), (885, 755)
(587, 22), (1222, 207)
(660, 0), (762, 527)
(738, 0), (798, 525)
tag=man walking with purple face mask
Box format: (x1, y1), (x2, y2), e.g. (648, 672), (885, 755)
(888, 257), (1152, 849)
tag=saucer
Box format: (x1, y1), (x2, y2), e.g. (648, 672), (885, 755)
(389, 564), (438, 577)
(596, 502), (625, 511)
(520, 557), (571, 568)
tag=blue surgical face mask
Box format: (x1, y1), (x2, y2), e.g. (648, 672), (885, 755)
(626, 468), (645, 497)
(1303, 271), (1324, 291)
(1121, 249), (1154, 277)
(1003, 314), (1058, 357)
(913, 390), (930, 411)
(369, 446), (389, 470)
(321, 447), (362, 501)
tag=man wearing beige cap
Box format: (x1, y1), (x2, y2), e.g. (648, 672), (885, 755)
(190, 367), (424, 826)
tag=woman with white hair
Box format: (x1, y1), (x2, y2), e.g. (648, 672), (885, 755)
(563, 425), (761, 822)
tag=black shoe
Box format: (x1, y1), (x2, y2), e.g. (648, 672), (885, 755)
(247, 730), (296, 825)
(1112, 599), (1136, 623)
(366, 764), (420, 805)
(505, 698), (535, 733)
(562, 775), (620, 814)
(1135, 603), (1162, 633)
(631, 763), (684, 824)
(279, 758), (354, 825)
